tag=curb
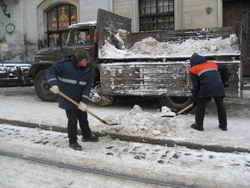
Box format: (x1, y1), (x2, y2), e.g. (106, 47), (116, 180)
(0, 118), (250, 154)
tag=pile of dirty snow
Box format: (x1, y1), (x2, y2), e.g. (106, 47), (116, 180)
(100, 34), (240, 59)
(105, 105), (177, 137)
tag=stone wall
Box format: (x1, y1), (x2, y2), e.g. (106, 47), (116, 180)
(113, 0), (139, 32)
(0, 0), (29, 61)
(176, 0), (222, 30)
(0, 0), (112, 62)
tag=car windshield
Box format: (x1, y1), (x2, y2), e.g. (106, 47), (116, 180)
(67, 29), (94, 46)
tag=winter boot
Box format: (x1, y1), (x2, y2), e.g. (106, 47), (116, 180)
(190, 123), (204, 131)
(69, 142), (82, 151)
(82, 133), (99, 142)
(219, 125), (227, 131)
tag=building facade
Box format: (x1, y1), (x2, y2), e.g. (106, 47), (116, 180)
(113, 0), (223, 32)
(0, 0), (248, 62)
(0, 0), (112, 61)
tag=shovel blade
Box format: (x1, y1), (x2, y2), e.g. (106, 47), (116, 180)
(161, 114), (176, 117)
(100, 119), (119, 126)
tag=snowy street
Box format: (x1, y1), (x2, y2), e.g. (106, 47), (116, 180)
(1, 154), (178, 188)
(1, 1), (250, 187)
(1, 155), (170, 188)
(0, 87), (250, 187)
(1, 153), (179, 188)
(1, 124), (250, 188)
(1, 87), (250, 152)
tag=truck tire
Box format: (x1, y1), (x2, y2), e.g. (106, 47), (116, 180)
(159, 96), (193, 112)
(34, 70), (57, 102)
(89, 84), (114, 106)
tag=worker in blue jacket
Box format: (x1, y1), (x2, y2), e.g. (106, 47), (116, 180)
(47, 51), (98, 151)
(189, 53), (228, 131)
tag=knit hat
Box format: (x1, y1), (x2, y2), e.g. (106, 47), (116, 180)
(190, 53), (206, 66)
(74, 51), (88, 62)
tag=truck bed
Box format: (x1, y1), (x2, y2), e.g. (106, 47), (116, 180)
(96, 9), (242, 99)
(99, 60), (241, 98)
(97, 10), (240, 60)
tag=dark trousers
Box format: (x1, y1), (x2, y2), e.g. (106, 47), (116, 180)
(65, 109), (92, 144)
(195, 97), (227, 128)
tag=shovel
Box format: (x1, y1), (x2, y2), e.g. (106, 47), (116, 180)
(176, 103), (194, 115)
(58, 91), (118, 126)
(161, 103), (194, 117)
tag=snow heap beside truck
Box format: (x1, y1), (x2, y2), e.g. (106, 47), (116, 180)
(31, 9), (242, 111)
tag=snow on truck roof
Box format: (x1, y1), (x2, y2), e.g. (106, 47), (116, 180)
(69, 21), (96, 29)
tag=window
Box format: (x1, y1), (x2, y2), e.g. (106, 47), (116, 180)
(67, 30), (91, 46)
(46, 4), (77, 47)
(139, 0), (174, 31)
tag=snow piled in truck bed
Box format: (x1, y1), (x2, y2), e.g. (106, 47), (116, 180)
(100, 34), (240, 59)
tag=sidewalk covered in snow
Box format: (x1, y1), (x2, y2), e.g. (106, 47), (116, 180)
(0, 87), (250, 152)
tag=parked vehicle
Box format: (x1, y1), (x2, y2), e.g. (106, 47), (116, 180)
(0, 61), (32, 87)
(30, 9), (242, 111)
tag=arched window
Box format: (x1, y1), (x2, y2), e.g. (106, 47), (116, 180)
(46, 4), (77, 47)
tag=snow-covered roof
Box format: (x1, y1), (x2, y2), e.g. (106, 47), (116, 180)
(69, 21), (96, 29)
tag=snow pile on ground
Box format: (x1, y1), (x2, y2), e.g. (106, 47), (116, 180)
(106, 105), (177, 137)
(100, 34), (240, 59)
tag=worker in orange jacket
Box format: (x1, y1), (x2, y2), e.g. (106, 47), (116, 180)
(189, 53), (228, 131)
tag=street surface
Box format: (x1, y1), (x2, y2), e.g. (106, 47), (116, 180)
(1, 155), (175, 188)
(0, 87), (250, 187)
(0, 124), (250, 187)
(0, 87), (250, 151)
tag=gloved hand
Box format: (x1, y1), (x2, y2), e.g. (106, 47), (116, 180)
(78, 102), (87, 111)
(49, 85), (59, 94)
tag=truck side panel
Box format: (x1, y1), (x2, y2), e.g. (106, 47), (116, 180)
(99, 61), (241, 98)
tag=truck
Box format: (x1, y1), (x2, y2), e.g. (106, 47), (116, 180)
(29, 9), (242, 111)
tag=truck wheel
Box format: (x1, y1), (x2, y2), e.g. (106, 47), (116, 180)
(159, 96), (193, 112)
(89, 85), (114, 106)
(34, 70), (57, 101)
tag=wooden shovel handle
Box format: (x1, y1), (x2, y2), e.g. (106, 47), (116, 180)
(176, 103), (194, 115)
(58, 91), (110, 125)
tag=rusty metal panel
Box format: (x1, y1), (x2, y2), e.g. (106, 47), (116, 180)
(99, 61), (241, 98)
(96, 8), (131, 55)
(240, 11), (250, 77)
(219, 61), (242, 98)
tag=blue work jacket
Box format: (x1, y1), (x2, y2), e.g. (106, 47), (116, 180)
(189, 53), (225, 98)
(47, 56), (93, 110)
